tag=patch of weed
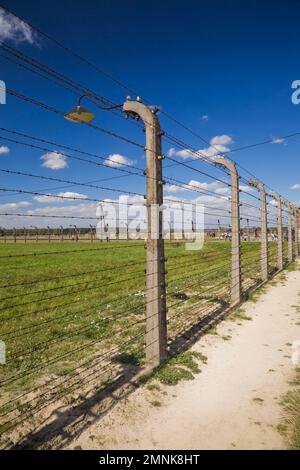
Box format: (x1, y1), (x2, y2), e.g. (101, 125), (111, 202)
(286, 262), (299, 272)
(150, 400), (161, 407)
(280, 390), (300, 449)
(229, 308), (252, 322)
(155, 352), (202, 386)
(147, 383), (160, 392)
(253, 397), (264, 403)
(191, 351), (208, 364)
(206, 327), (218, 335)
(276, 423), (288, 435)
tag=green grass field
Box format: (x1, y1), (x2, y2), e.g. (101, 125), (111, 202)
(0, 239), (281, 442)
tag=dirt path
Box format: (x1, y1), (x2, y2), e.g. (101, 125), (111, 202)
(69, 267), (300, 450)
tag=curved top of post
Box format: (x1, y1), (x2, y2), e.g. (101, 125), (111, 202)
(248, 178), (265, 194)
(123, 98), (160, 130)
(212, 155), (237, 176)
(268, 190), (281, 204)
(281, 198), (291, 210)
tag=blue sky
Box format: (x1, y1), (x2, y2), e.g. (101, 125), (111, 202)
(0, 0), (300, 228)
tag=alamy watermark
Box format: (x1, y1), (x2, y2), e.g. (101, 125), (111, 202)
(0, 80), (6, 104)
(291, 80), (300, 104)
(96, 197), (205, 250)
(292, 340), (300, 365)
(0, 340), (6, 365)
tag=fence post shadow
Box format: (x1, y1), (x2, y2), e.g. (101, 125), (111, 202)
(11, 359), (144, 450)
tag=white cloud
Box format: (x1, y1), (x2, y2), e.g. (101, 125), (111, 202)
(41, 151), (68, 170)
(271, 137), (285, 145)
(164, 177), (260, 227)
(167, 148), (192, 159)
(6, 201), (98, 228)
(0, 7), (37, 44)
(165, 179), (227, 195)
(33, 195), (59, 203)
(189, 180), (220, 191)
(269, 199), (277, 206)
(167, 135), (233, 161)
(201, 115), (208, 121)
(59, 192), (88, 200)
(164, 184), (187, 193)
(239, 184), (254, 193)
(104, 154), (134, 168)
(34, 192), (88, 203)
(0, 189), (238, 229)
(210, 135), (233, 146)
(0, 201), (31, 210)
(118, 194), (145, 205)
(0, 146), (9, 154)
(215, 187), (230, 195)
(194, 194), (226, 205)
(28, 202), (95, 216)
(291, 184), (300, 190)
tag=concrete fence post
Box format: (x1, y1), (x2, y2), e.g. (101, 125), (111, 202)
(293, 206), (299, 258)
(246, 218), (250, 242)
(273, 193), (283, 270)
(286, 203), (293, 263)
(213, 156), (241, 305)
(170, 222), (174, 241)
(123, 98), (167, 367)
(249, 179), (268, 282)
(90, 225), (94, 243)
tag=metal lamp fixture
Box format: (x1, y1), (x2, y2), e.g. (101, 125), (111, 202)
(64, 104), (96, 124)
(64, 94), (96, 123)
(64, 94), (122, 124)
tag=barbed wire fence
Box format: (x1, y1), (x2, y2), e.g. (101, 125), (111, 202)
(0, 4), (299, 449)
